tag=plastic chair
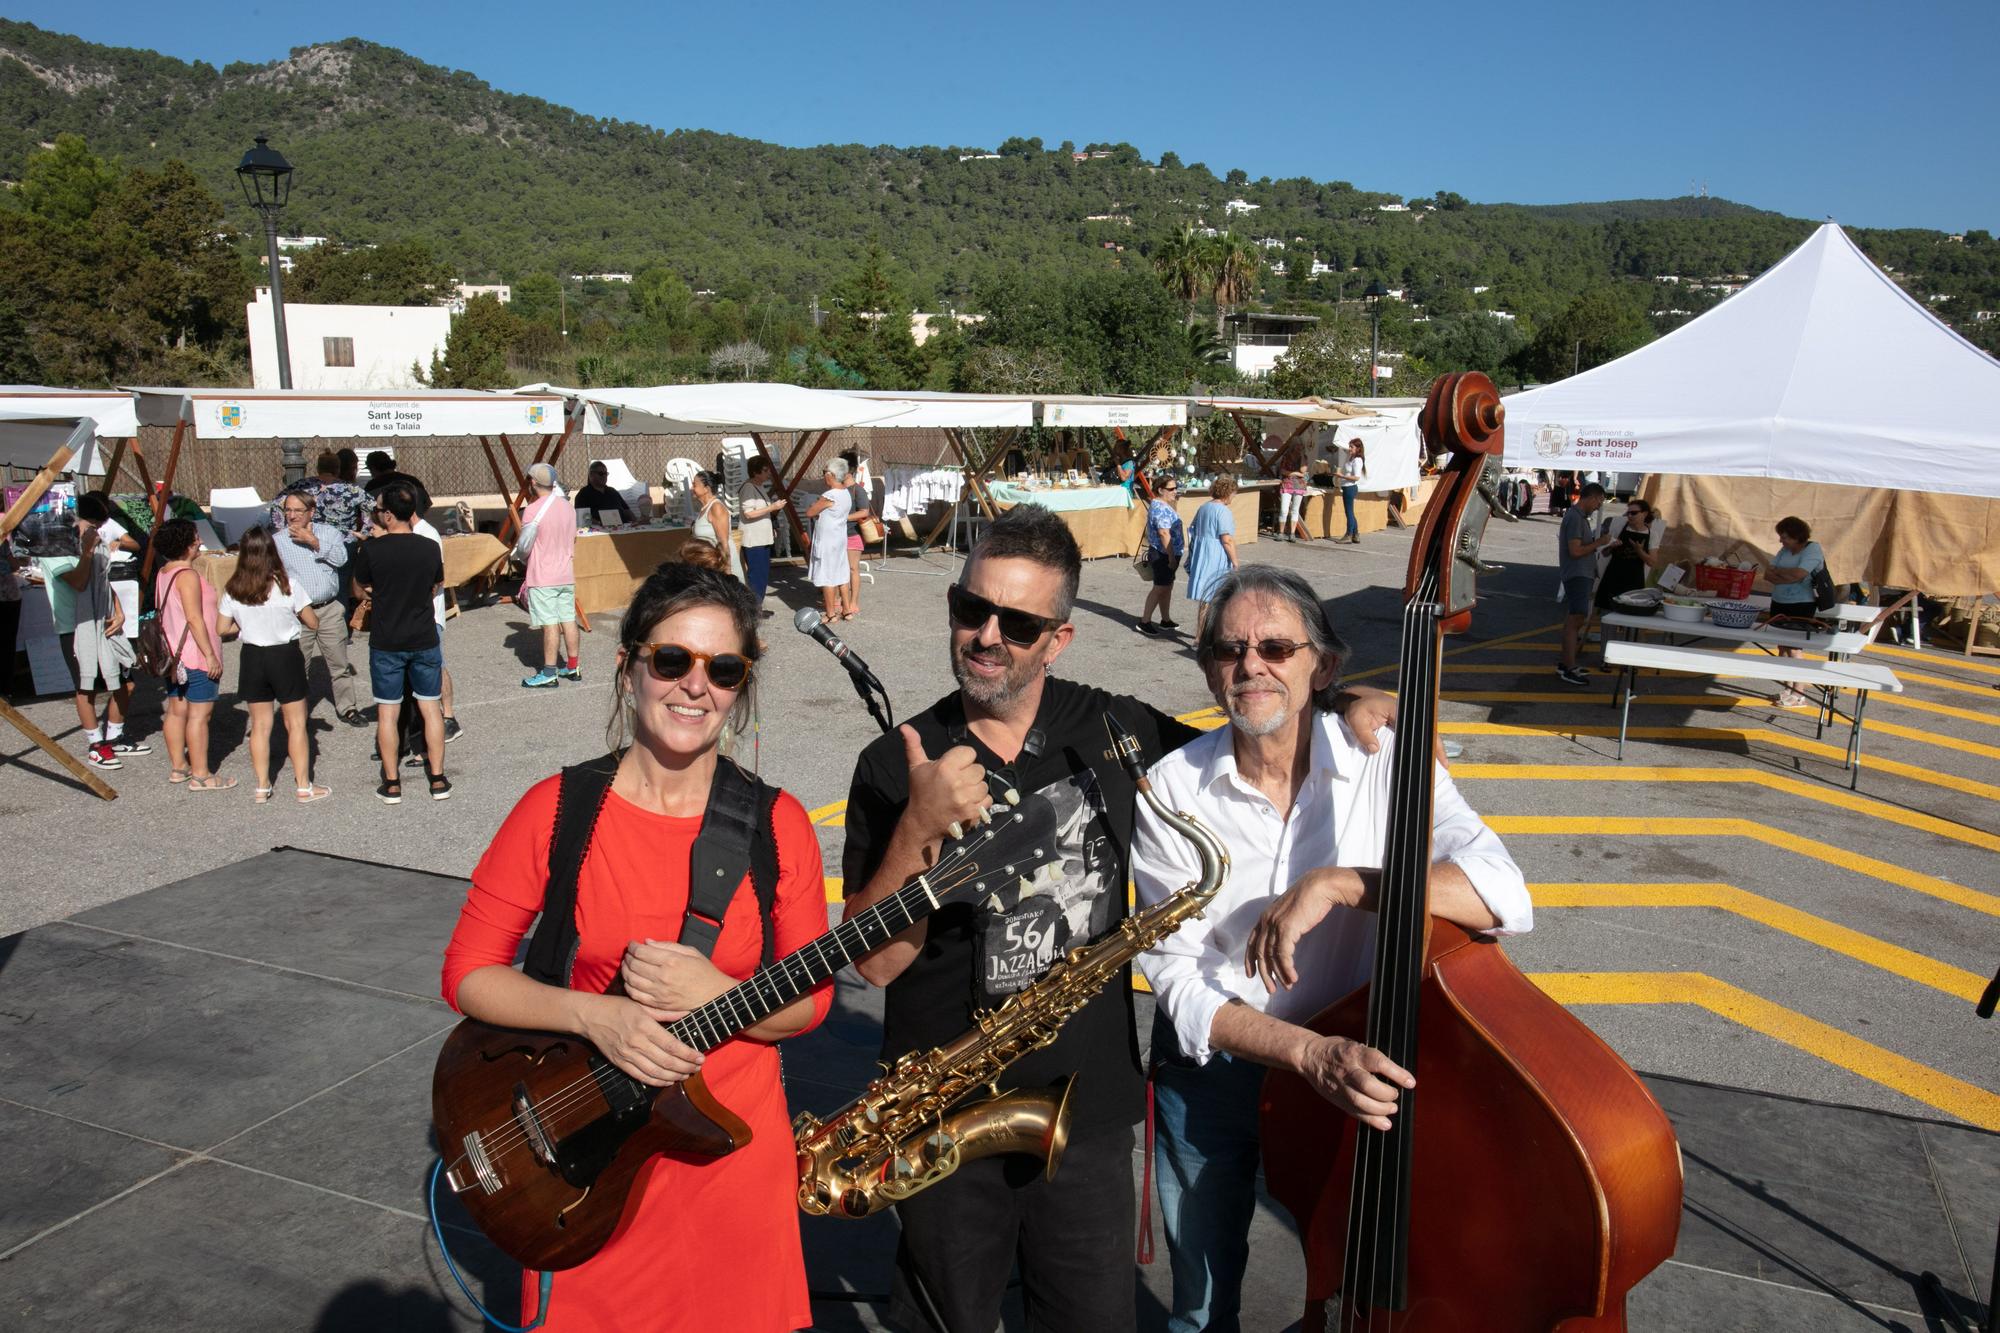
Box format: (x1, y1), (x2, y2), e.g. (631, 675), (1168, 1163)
(207, 488), (267, 547)
(662, 458), (702, 526)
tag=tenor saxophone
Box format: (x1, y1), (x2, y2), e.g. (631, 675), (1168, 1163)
(795, 716), (1229, 1219)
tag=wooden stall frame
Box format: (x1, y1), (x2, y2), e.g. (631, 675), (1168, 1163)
(0, 429), (118, 801)
(137, 416), (189, 583)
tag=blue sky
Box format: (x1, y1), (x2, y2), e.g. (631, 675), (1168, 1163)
(14, 0), (1998, 231)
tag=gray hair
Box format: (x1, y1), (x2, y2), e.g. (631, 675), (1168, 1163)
(1194, 565), (1349, 712)
(824, 457), (850, 482)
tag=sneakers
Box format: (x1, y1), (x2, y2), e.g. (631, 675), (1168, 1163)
(557, 665), (582, 682)
(443, 717), (464, 743)
(1557, 666), (1590, 686)
(1159, 619), (1180, 632)
(1136, 622), (1161, 636)
(522, 668), (560, 689)
(109, 738), (152, 755)
(85, 742), (122, 769)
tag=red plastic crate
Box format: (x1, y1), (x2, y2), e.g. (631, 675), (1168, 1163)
(1694, 564), (1754, 599)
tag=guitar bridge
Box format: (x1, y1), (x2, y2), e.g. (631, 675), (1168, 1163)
(513, 1082), (556, 1165)
(453, 1130), (503, 1195)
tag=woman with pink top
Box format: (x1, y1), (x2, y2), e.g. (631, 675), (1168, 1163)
(151, 519), (235, 791)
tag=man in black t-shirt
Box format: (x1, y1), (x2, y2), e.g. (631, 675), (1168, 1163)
(842, 504), (1200, 1332)
(350, 482), (448, 803)
(572, 461), (636, 526)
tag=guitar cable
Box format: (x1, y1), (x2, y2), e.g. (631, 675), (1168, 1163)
(428, 1158), (554, 1331)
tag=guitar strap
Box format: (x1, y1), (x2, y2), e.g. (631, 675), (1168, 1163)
(523, 754), (779, 989)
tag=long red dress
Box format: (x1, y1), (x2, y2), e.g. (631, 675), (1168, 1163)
(442, 775), (833, 1333)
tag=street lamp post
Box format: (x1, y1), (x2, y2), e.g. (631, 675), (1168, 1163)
(1363, 279), (1388, 398)
(236, 134), (302, 483)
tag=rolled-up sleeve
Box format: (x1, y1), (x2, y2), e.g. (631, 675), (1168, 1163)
(315, 523), (349, 570)
(1131, 768), (1236, 1065)
(1430, 761), (1532, 936)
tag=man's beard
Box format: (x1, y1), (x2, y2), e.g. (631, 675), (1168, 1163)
(954, 638), (1038, 710)
(1223, 677), (1294, 738)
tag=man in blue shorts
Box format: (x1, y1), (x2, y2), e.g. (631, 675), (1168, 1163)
(351, 482), (449, 803)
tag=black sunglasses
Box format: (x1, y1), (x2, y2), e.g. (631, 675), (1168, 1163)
(640, 642), (753, 691)
(1205, 638), (1313, 665)
(947, 584), (1063, 647)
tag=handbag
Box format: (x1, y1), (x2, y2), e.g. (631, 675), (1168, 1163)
(857, 515), (886, 546)
(1810, 562), (1838, 613)
(136, 568), (193, 678)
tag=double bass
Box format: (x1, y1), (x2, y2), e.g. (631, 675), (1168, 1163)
(1260, 373), (1683, 1331)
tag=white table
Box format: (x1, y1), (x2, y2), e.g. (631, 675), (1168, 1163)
(1604, 639), (1901, 789)
(1601, 609), (1868, 659)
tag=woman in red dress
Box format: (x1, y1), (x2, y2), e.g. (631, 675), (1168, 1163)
(442, 564), (832, 1332)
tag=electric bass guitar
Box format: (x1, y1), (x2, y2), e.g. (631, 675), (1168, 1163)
(431, 793), (1059, 1272)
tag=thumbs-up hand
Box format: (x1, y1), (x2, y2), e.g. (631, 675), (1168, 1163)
(901, 724), (995, 846)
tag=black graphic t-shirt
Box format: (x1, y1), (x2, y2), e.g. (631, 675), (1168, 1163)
(842, 678), (1201, 1131)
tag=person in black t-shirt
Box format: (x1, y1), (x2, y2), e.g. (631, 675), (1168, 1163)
(350, 482), (449, 804)
(572, 461), (636, 526)
(841, 505), (1394, 1332)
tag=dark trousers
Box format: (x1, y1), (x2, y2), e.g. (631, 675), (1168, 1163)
(743, 543), (771, 602)
(890, 1120), (1137, 1333)
(0, 598), (19, 697)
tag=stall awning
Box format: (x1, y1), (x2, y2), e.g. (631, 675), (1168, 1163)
(0, 413), (107, 474)
(126, 388), (569, 440)
(1182, 395), (1380, 424)
(1040, 396), (1184, 429)
(522, 383), (918, 436)
(844, 391), (1037, 429)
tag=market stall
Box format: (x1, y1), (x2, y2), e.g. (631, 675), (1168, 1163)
(127, 387), (570, 578)
(1500, 223), (2000, 597)
(1, 408), (133, 800)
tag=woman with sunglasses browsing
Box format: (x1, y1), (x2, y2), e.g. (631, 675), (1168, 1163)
(442, 564), (833, 1332)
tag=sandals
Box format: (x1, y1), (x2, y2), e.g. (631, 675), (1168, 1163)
(376, 778), (402, 805)
(426, 770), (453, 802)
(253, 786), (274, 805)
(168, 768), (192, 784)
(296, 784), (332, 804)
(187, 775), (238, 793)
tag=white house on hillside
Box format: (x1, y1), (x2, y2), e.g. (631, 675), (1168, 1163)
(247, 288), (452, 390)
(1223, 199), (1260, 214)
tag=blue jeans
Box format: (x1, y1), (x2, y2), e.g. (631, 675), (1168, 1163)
(742, 544), (771, 602)
(1341, 482), (1359, 538)
(369, 644), (443, 704)
(1152, 1015), (1266, 1333)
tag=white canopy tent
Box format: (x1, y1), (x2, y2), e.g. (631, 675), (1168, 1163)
(1179, 394), (1424, 489)
(0, 390), (140, 476)
(1501, 223), (2000, 495)
(1500, 223), (2000, 594)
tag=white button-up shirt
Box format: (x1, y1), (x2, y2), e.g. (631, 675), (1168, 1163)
(1132, 710), (1531, 1064)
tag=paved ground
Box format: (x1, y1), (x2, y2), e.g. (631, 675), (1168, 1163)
(3, 508), (1997, 1328)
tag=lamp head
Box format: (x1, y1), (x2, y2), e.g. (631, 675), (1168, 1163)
(236, 134), (294, 212)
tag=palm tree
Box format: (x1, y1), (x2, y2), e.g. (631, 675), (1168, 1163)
(1153, 226), (1215, 324)
(1209, 233), (1263, 335)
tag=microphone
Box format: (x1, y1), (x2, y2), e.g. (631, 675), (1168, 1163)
(794, 606), (886, 694)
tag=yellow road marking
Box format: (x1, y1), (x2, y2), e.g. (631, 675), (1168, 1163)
(1869, 641), (2000, 678)
(1491, 816), (2000, 919)
(1528, 972), (2000, 1130)
(1345, 620), (1570, 682)
(1459, 763), (2000, 860)
(1440, 687), (2000, 729)
(1446, 720), (2000, 796)
(1533, 883), (1986, 1000)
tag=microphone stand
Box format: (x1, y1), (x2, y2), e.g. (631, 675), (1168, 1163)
(850, 667), (894, 735)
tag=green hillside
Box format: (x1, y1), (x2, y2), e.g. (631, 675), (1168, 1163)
(1, 18), (1995, 392)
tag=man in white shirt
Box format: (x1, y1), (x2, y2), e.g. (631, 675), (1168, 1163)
(1130, 564), (1531, 1333)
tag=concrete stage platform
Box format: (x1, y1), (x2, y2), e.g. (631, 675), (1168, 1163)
(0, 849), (1991, 1331)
